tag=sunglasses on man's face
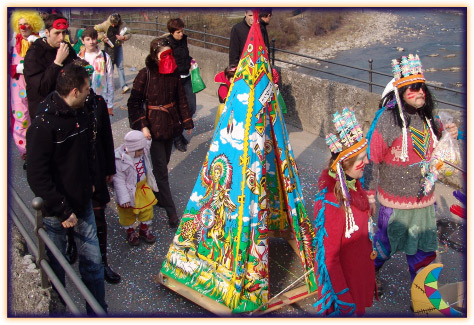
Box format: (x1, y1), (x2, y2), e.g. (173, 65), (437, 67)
(408, 83), (424, 91)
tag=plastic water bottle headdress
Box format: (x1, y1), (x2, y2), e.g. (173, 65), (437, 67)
(325, 107), (367, 238)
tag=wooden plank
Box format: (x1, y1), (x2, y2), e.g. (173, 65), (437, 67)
(155, 272), (233, 316)
(256, 284), (318, 315)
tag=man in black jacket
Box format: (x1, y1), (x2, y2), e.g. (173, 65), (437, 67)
(167, 18), (195, 152)
(24, 13), (77, 119)
(228, 9), (273, 66)
(228, 10), (253, 66)
(26, 64), (107, 315)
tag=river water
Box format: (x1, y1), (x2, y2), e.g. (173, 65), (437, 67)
(298, 8), (466, 110)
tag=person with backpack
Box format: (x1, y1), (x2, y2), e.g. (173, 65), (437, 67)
(78, 26), (114, 115)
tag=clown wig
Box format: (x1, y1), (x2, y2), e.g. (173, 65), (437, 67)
(10, 10), (44, 34)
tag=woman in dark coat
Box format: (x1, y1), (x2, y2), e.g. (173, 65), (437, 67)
(127, 37), (194, 228)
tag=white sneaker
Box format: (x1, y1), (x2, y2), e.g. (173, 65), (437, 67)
(121, 86), (130, 94)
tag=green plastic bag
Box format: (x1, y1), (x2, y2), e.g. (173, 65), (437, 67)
(276, 88), (287, 114)
(191, 67), (206, 93)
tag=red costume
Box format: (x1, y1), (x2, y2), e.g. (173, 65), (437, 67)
(314, 169), (376, 316)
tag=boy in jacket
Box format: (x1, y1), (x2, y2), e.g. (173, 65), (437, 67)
(26, 63), (107, 315)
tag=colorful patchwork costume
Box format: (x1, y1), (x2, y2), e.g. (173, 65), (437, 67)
(365, 54), (443, 280)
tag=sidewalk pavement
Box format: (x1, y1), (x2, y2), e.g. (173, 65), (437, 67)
(8, 66), (466, 317)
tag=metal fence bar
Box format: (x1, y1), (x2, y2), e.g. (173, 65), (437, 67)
(10, 208), (38, 258)
(9, 207), (82, 315)
(39, 260), (82, 315)
(69, 15), (465, 108)
(275, 57), (373, 85)
(275, 47), (375, 73)
(10, 188), (107, 316)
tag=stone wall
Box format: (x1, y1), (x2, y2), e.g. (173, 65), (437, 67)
(121, 34), (383, 135)
(71, 30), (464, 137)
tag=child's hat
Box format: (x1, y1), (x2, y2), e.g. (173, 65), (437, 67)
(324, 107), (367, 238)
(124, 130), (146, 152)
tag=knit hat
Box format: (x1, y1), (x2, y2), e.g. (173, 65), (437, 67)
(325, 107), (367, 238)
(124, 130), (147, 152)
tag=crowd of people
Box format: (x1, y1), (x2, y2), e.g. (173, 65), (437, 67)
(9, 8), (460, 317)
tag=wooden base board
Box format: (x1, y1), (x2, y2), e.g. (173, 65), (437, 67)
(155, 272), (317, 316)
(156, 230), (317, 315)
(256, 284), (318, 315)
(155, 272), (234, 316)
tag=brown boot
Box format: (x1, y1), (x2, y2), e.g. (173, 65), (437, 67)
(126, 228), (139, 246)
(375, 269), (383, 297)
(169, 215), (179, 228)
(138, 223), (156, 243)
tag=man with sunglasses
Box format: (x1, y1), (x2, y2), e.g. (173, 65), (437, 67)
(24, 13), (77, 119)
(364, 54), (458, 297)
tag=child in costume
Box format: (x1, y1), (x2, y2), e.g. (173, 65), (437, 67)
(114, 130), (159, 246)
(364, 54), (458, 293)
(313, 107), (376, 316)
(9, 10), (43, 162)
(78, 27), (114, 116)
(213, 64), (236, 130)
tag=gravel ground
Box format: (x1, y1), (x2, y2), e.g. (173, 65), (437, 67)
(9, 225), (51, 316)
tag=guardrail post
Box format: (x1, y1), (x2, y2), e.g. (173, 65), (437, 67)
(368, 58), (373, 93)
(203, 24), (207, 49)
(89, 13), (92, 27)
(271, 38), (276, 66)
(32, 197), (49, 289)
(155, 16), (158, 34)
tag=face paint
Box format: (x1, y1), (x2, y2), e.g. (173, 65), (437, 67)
(355, 161), (365, 171)
(405, 88), (425, 100)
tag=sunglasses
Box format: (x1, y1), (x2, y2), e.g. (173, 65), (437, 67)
(408, 83), (424, 91)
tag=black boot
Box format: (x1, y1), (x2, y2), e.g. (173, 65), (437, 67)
(181, 133), (189, 145)
(65, 229), (77, 264)
(96, 222), (121, 284)
(174, 136), (187, 152)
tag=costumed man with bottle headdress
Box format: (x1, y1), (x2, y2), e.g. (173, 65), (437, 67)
(313, 107), (376, 316)
(364, 54), (458, 294)
(9, 10), (43, 163)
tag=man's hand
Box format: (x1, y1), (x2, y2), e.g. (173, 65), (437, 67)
(142, 127), (151, 140)
(186, 129), (193, 135)
(54, 42), (70, 66)
(444, 122), (458, 140)
(62, 213), (78, 228)
(370, 203), (377, 217)
(108, 108), (114, 116)
(116, 35), (126, 41)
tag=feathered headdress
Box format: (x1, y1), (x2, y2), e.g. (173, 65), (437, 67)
(388, 54), (436, 162)
(325, 107), (367, 238)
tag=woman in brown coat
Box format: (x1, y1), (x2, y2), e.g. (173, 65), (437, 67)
(127, 36), (194, 228)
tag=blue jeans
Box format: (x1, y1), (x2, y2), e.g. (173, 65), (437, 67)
(115, 46), (127, 89)
(43, 201), (107, 314)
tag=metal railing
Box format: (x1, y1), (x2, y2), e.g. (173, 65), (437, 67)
(9, 188), (106, 316)
(69, 14), (465, 110)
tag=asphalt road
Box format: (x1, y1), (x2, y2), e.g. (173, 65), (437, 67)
(8, 66), (466, 318)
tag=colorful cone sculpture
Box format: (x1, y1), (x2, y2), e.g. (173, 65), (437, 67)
(159, 11), (316, 313)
